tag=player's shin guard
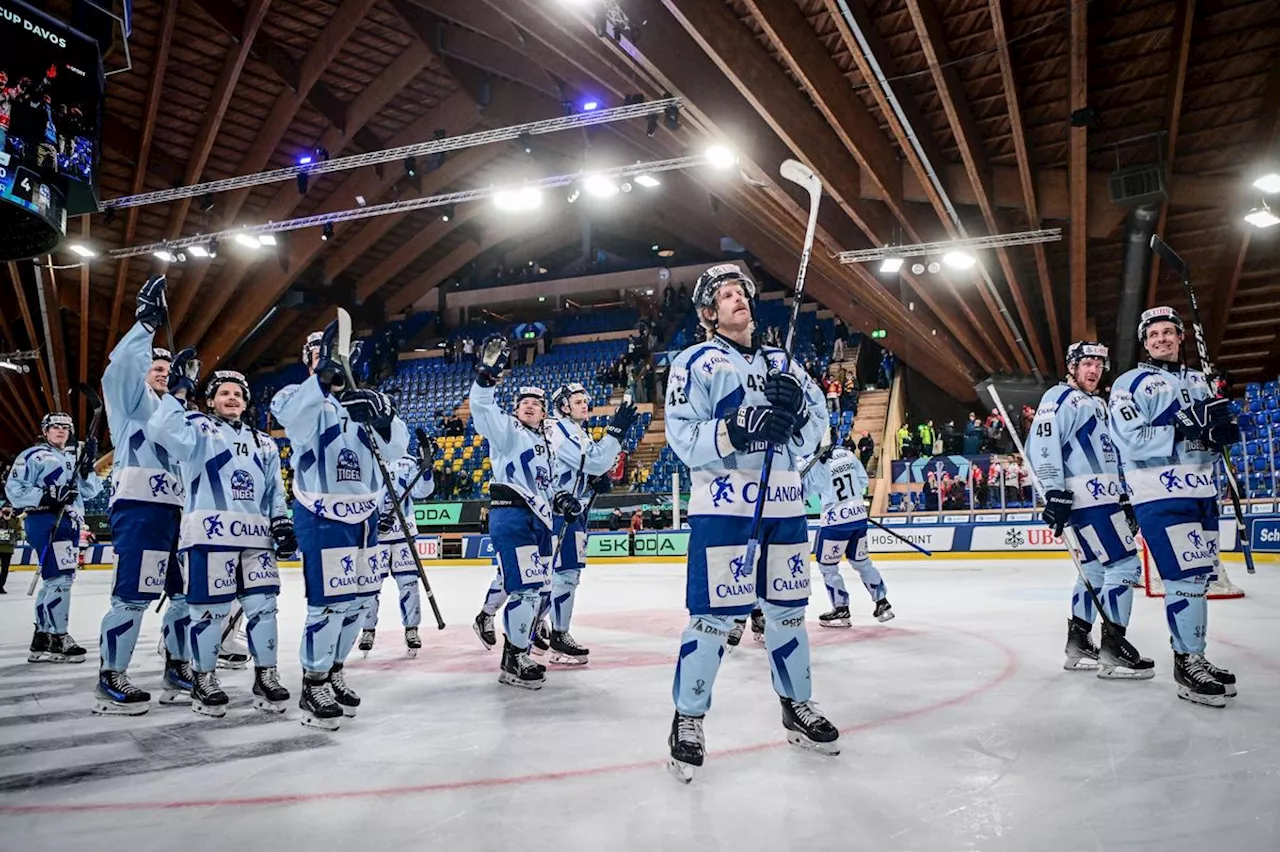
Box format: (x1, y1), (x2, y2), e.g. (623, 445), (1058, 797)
(672, 614), (733, 717)
(502, 589), (540, 651)
(241, 593), (279, 669)
(816, 562), (849, 609)
(1070, 559), (1105, 624)
(39, 574), (74, 634)
(189, 602), (233, 673)
(395, 574), (420, 628)
(301, 603), (346, 674)
(334, 600), (369, 664)
(760, 601), (813, 704)
(1163, 574), (1209, 655)
(161, 594), (190, 661)
(480, 568), (507, 616)
(1100, 555), (1141, 627)
(550, 568), (580, 632)
(848, 558), (887, 603)
(363, 590), (381, 630)
(99, 597), (147, 673)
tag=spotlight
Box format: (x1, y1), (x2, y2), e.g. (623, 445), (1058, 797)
(705, 145), (737, 170)
(911, 262), (926, 275)
(621, 182), (632, 193)
(235, 233), (262, 249)
(188, 244), (210, 258)
(518, 132), (533, 156)
(356, 195), (367, 207)
(314, 147), (329, 162)
(259, 234), (278, 246)
(322, 223), (335, 241)
(494, 187), (543, 211)
(566, 189), (581, 204)
(68, 243), (95, 258)
(405, 156), (417, 178)
(664, 99), (680, 131)
(943, 250), (976, 269)
(651, 244), (660, 251)
(298, 155), (313, 166)
(1254, 173), (1280, 194)
(153, 249), (177, 262)
(927, 261), (941, 274)
(1244, 202), (1280, 229)
(441, 203), (455, 222)
(646, 114), (659, 137)
(582, 99), (599, 111)
(635, 174), (660, 188)
(880, 257), (903, 273)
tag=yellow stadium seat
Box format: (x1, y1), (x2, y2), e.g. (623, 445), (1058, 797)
(472, 435), (482, 446)
(452, 459), (463, 470)
(463, 448), (473, 459)
(434, 460), (444, 470)
(482, 458), (492, 470)
(443, 448), (455, 460)
(472, 470), (483, 481)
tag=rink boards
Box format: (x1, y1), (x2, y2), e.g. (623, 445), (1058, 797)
(10, 514), (1254, 569)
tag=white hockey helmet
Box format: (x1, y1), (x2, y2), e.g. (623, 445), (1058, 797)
(1137, 306), (1184, 343)
(41, 412), (74, 434)
(692, 263), (756, 316)
(302, 330), (324, 366)
(205, 370), (251, 403)
(516, 386), (546, 408)
(1065, 341), (1110, 373)
(152, 347), (172, 362)
(552, 382), (590, 416)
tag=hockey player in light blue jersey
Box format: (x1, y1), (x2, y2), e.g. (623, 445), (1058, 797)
(271, 323), (407, 729)
(94, 275), (193, 715)
(148, 359), (294, 718)
(359, 441), (435, 657)
(1026, 341), (1154, 680)
(6, 412), (103, 665)
(803, 429), (893, 627)
(664, 263), (839, 782)
(1109, 308), (1240, 707)
(468, 336), (563, 690)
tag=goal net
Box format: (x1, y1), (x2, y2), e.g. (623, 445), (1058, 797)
(1139, 534), (1246, 599)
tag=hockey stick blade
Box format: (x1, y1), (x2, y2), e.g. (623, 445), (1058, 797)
(334, 308), (357, 388)
(1149, 234), (1189, 280)
(779, 159), (820, 194)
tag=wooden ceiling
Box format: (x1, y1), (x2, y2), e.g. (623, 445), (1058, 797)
(1, 0), (1278, 458)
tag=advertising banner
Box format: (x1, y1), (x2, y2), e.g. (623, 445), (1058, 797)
(414, 536), (440, 560)
(414, 502), (463, 526)
(968, 524), (1065, 551)
(585, 533), (632, 557)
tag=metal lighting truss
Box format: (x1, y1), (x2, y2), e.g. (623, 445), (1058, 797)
(106, 153), (714, 260)
(836, 228), (1062, 263)
(99, 98), (682, 211)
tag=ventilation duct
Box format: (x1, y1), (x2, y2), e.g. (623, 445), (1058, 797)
(1112, 205), (1161, 371)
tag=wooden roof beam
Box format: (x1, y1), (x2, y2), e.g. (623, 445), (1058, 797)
(354, 202), (486, 303)
(78, 216), (90, 426)
(903, 0), (1043, 375)
(8, 263), (55, 412)
(1068, 0), (1089, 341)
(0, 303), (41, 431)
(36, 260), (69, 411)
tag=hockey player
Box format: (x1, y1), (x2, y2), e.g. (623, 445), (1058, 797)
(94, 276), (193, 715)
(1109, 308), (1240, 707)
(664, 263), (838, 782)
(1026, 342), (1153, 679)
(467, 337), (560, 689)
(271, 323), (407, 729)
(148, 357), (294, 717)
(804, 429), (893, 627)
(5, 413), (103, 663)
(359, 439), (436, 656)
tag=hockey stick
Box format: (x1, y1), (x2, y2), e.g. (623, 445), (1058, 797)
(866, 517), (933, 557)
(742, 160), (823, 578)
(335, 309), (445, 629)
(1150, 235), (1254, 573)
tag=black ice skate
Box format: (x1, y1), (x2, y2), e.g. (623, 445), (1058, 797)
(404, 627), (421, 657)
(28, 629), (50, 663)
(667, 711), (706, 784)
(873, 598), (895, 623)
(358, 628), (376, 658)
(750, 608), (765, 642)
(726, 618), (746, 652)
(92, 671), (151, 716)
(498, 637), (546, 690)
(548, 630), (589, 666)
(159, 654), (194, 705)
(1173, 652), (1228, 708)
(530, 619), (550, 656)
(328, 663), (360, 717)
(473, 612), (496, 650)
(780, 697), (840, 755)
(253, 666), (290, 713)
(1096, 622), (1155, 680)
(819, 606), (852, 628)
(217, 650), (250, 670)
(191, 671), (229, 717)
(1201, 655), (1237, 698)
(48, 633), (86, 664)
(299, 672), (343, 731)
(1063, 616), (1100, 671)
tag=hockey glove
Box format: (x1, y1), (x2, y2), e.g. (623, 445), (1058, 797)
(606, 400), (637, 441)
(723, 406), (798, 452)
(1173, 397), (1229, 443)
(377, 511), (396, 537)
(167, 346), (200, 397)
(763, 370), (807, 416)
(340, 389), (395, 437)
(1118, 493), (1140, 538)
(1041, 489), (1073, 536)
(76, 437), (98, 479)
(1205, 419), (1241, 452)
(553, 491), (582, 523)
(270, 517), (297, 559)
(39, 483), (78, 510)
(135, 274), (168, 334)
(314, 320), (346, 388)
(475, 334), (510, 387)
(588, 473), (613, 495)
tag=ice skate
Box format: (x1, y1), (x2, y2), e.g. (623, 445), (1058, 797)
(726, 618), (746, 652)
(529, 619), (550, 656)
(498, 638), (545, 690)
(1174, 652), (1228, 708)
(548, 629), (589, 666)
(358, 628), (375, 658)
(159, 654), (194, 705)
(217, 644), (250, 670)
(48, 633), (86, 664)
(1063, 616), (1100, 671)
(252, 666), (289, 713)
(299, 672), (342, 731)
(1096, 622), (1154, 680)
(872, 598), (895, 623)
(667, 711), (705, 784)
(404, 627), (421, 658)
(473, 612), (496, 650)
(27, 629), (50, 663)
(780, 697), (840, 755)
(1201, 655), (1237, 698)
(328, 663), (360, 717)
(818, 606), (851, 628)
(191, 671), (229, 717)
(750, 608), (765, 642)
(92, 671), (151, 716)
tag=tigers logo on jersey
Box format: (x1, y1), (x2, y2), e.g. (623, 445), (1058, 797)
(336, 448), (361, 482)
(230, 469), (254, 501)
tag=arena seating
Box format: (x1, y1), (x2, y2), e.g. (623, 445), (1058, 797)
(1233, 381), (1279, 498)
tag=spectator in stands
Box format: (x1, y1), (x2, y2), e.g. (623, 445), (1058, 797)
(462, 336), (475, 364)
(1003, 458), (1020, 507)
(444, 338), (456, 364)
(832, 335), (844, 363)
(857, 431), (875, 468)
(963, 414), (984, 455)
(970, 463), (987, 509)
(835, 319), (848, 345)
(923, 470), (938, 511)
(897, 423), (913, 459)
(988, 458), (1005, 506)
(629, 509), (644, 554)
(941, 420), (959, 454)
(610, 507), (623, 531)
(677, 283), (688, 303)
(0, 504), (20, 593)
(917, 421), (935, 458)
(843, 372), (858, 412)
(1017, 456), (1033, 504)
(985, 410), (1006, 454)
(1020, 404), (1035, 439)
(479, 505), (489, 534)
(811, 323), (824, 356)
(825, 375), (841, 413)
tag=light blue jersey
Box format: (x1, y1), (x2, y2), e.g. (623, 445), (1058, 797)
(803, 447), (869, 526)
(5, 442), (103, 517)
(469, 382), (556, 528)
(103, 321), (184, 507)
(1108, 364), (1217, 507)
(1027, 382), (1124, 509)
(147, 396), (287, 550)
(547, 418), (620, 500)
(380, 456), (436, 544)
(269, 376), (409, 525)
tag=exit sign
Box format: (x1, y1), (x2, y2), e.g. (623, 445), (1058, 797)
(870, 329), (887, 339)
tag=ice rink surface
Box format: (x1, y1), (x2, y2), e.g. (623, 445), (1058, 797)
(0, 558), (1276, 852)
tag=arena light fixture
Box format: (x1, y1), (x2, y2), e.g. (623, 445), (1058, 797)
(1253, 173), (1280, 194)
(943, 250), (976, 269)
(68, 243), (96, 258)
(584, 174), (620, 197)
(927, 261), (941, 274)
(494, 187), (543, 211)
(1244, 202), (1280, 229)
(704, 145), (738, 170)
(879, 256), (903, 273)
(258, 234), (277, 246)
(188, 244), (210, 258)
(836, 228), (1061, 264)
(235, 233), (262, 249)
(634, 174), (660, 188)
(911, 262), (926, 275)
(153, 249), (177, 262)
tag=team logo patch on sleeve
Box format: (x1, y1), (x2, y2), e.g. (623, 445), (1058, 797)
(230, 469), (255, 501)
(336, 448), (362, 482)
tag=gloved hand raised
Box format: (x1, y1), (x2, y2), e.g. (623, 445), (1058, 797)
(475, 334), (510, 387)
(606, 400), (638, 441)
(167, 347), (200, 398)
(77, 438), (98, 479)
(723, 406), (797, 452)
(135, 275), (168, 334)
(763, 369), (806, 416)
